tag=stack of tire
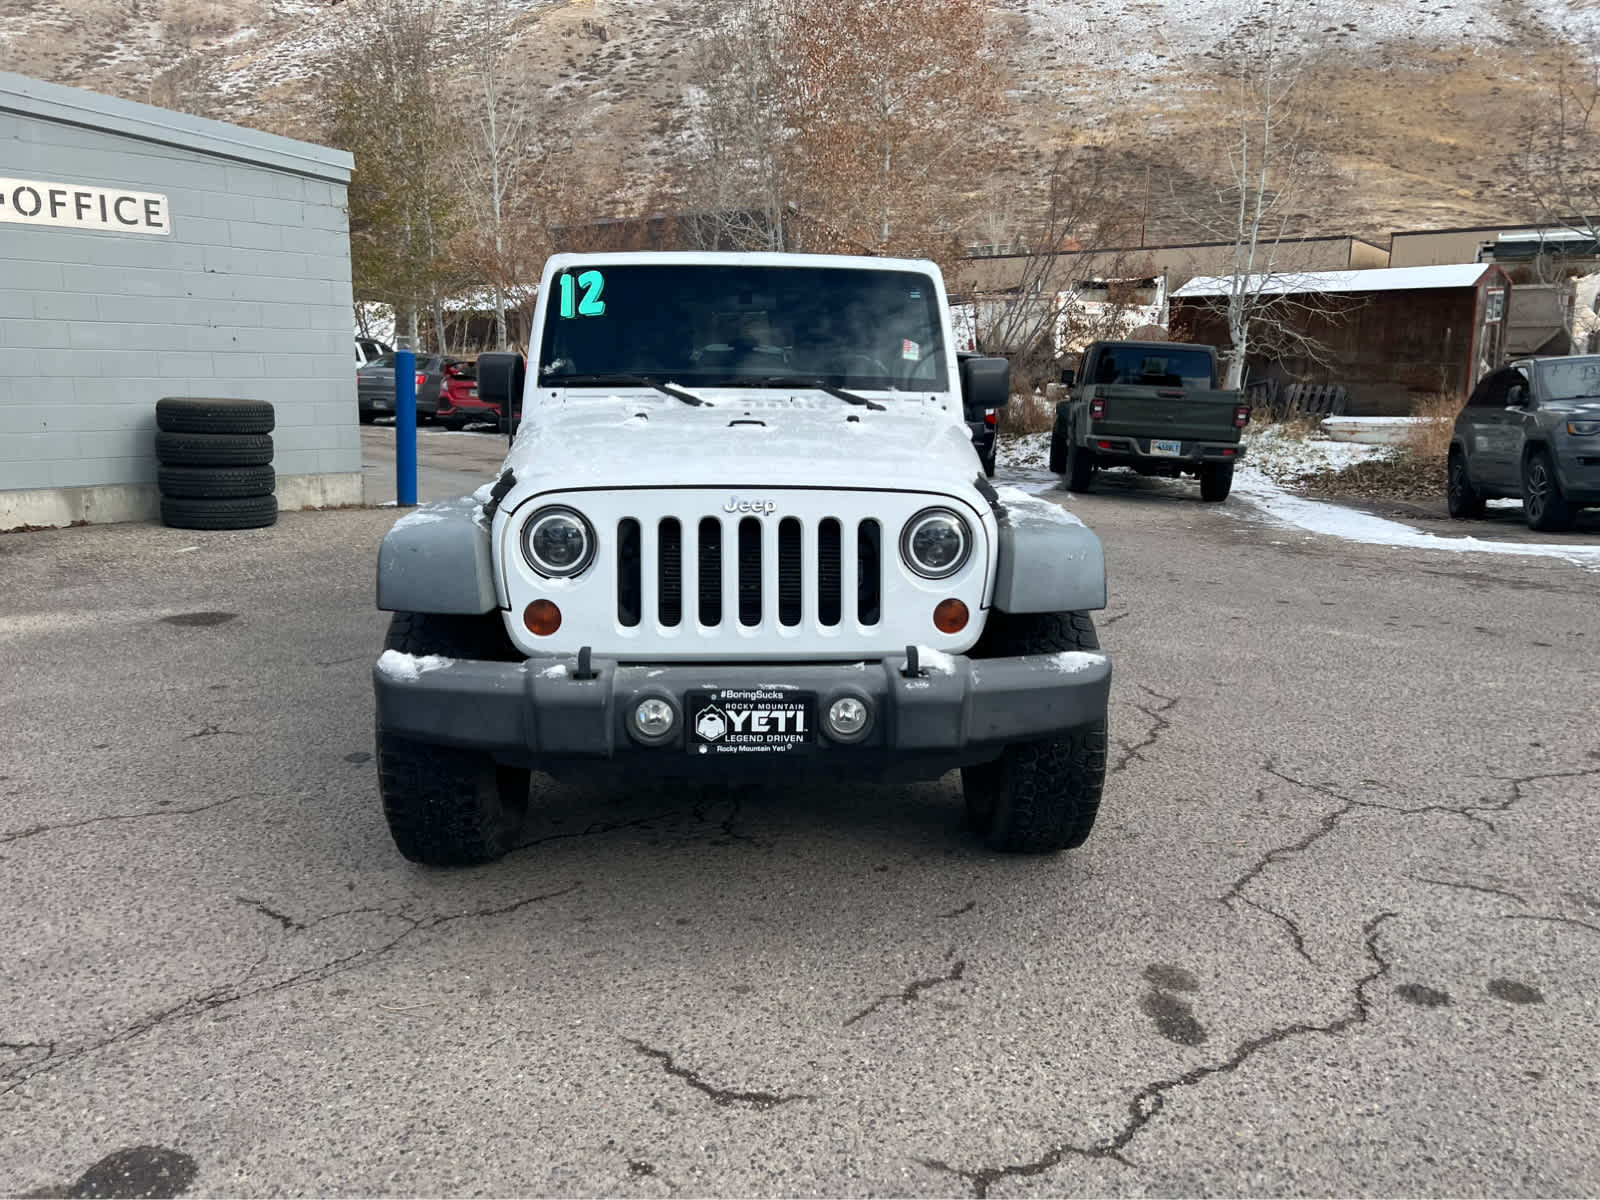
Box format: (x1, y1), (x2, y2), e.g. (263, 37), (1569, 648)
(154, 398), (278, 530)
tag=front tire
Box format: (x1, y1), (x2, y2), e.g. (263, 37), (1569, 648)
(376, 612), (530, 866)
(1199, 461), (1234, 502)
(1446, 445), (1485, 518)
(1522, 446), (1574, 532)
(961, 611), (1108, 854)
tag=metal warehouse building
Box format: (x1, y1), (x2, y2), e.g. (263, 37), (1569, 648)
(1, 70), (359, 530)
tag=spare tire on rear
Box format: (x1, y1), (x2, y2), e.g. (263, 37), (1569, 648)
(160, 495), (278, 530)
(156, 397), (275, 435)
(155, 431), (273, 467)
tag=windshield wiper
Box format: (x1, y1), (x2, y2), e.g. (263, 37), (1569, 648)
(550, 373), (708, 407)
(725, 375), (887, 412)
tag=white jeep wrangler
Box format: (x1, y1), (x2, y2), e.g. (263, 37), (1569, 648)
(372, 251), (1112, 865)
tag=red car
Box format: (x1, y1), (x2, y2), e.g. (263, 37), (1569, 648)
(435, 360), (502, 430)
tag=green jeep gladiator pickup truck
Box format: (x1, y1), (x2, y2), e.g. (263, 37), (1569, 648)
(1047, 340), (1252, 501)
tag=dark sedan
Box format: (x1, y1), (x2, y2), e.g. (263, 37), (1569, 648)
(357, 353), (458, 423)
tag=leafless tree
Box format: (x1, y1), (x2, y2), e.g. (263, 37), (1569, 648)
(680, 0), (793, 251)
(453, 0), (561, 348)
(948, 148), (1148, 388)
(1178, 0), (1345, 388)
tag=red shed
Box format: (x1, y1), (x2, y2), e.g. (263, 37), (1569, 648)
(1169, 263), (1514, 414)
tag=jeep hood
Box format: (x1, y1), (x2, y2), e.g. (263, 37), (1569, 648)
(500, 392), (984, 495)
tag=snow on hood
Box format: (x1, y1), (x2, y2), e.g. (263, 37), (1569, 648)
(502, 391), (982, 493)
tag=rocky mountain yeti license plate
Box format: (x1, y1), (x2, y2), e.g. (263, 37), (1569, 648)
(687, 689), (816, 756)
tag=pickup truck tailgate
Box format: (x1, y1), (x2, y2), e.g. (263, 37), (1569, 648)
(1086, 385), (1243, 443)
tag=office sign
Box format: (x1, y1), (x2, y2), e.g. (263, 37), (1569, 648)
(0, 176), (170, 235)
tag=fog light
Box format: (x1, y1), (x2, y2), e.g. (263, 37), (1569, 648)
(827, 696), (869, 737)
(523, 599), (562, 636)
(933, 598), (969, 634)
(630, 696), (677, 742)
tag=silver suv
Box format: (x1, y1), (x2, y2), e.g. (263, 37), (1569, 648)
(1448, 355), (1600, 531)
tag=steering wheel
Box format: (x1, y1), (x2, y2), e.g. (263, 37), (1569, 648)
(841, 353), (891, 380)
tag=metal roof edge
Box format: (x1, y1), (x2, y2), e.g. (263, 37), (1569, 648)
(0, 70), (353, 184)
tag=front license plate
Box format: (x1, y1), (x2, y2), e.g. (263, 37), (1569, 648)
(1151, 438), (1182, 456)
(687, 689), (816, 756)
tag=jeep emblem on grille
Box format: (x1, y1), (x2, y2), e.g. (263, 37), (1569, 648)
(723, 496), (777, 516)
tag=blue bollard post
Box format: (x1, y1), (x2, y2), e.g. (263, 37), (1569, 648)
(395, 346), (418, 507)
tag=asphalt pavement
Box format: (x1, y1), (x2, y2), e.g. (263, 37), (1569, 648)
(2, 431), (1598, 1197)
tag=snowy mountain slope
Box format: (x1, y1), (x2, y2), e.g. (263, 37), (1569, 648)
(2, 0), (1596, 237)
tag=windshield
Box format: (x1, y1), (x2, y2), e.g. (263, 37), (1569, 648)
(1534, 356), (1600, 401)
(537, 264), (949, 391)
(1091, 345), (1214, 388)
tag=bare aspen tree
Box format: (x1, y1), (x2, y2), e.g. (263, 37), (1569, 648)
(683, 0), (792, 250)
(458, 0), (553, 348)
(320, 0), (457, 349)
(1182, 0), (1343, 388)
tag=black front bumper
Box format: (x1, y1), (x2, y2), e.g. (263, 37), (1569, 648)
(373, 650), (1112, 778)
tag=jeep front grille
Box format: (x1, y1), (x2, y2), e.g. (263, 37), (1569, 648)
(616, 514), (881, 630)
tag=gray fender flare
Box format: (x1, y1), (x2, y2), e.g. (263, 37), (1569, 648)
(377, 496), (498, 615)
(989, 487), (1107, 614)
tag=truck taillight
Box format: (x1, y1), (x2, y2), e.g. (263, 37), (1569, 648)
(1234, 404), (1251, 428)
(1089, 397), (1106, 420)
(416, 372), (427, 388)
(984, 410), (997, 427)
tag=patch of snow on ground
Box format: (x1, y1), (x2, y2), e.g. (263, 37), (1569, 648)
(1239, 425), (1390, 488)
(1230, 471), (1600, 570)
(376, 650), (455, 681)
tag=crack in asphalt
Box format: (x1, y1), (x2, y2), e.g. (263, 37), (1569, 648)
(184, 723), (246, 739)
(939, 900), (977, 919)
(625, 1040), (801, 1111)
(0, 883), (582, 1097)
(1218, 763), (1598, 962)
(234, 897), (306, 932)
(1409, 874), (1529, 907)
(843, 956), (967, 1028)
(920, 912), (1398, 1197)
(1110, 686), (1177, 775)
(0, 792), (256, 847)
(1100, 610), (1130, 626)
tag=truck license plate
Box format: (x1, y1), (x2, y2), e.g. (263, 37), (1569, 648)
(687, 689), (816, 756)
(1151, 439), (1181, 456)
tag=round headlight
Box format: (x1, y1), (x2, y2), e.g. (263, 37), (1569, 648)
(900, 508), (971, 579)
(521, 506), (595, 577)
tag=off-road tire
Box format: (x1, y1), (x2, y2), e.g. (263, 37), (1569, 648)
(1521, 445), (1574, 532)
(1065, 434), (1095, 493)
(1048, 416), (1068, 474)
(157, 465), (275, 499)
(1446, 445), (1485, 519)
(377, 611), (530, 866)
(1199, 461), (1234, 502)
(159, 495), (278, 530)
(961, 610), (1108, 853)
(155, 431), (273, 467)
(156, 397), (275, 435)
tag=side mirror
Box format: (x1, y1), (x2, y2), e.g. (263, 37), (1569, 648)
(1059, 367), (1076, 387)
(477, 352), (526, 440)
(959, 355), (1010, 419)
(1506, 384), (1528, 408)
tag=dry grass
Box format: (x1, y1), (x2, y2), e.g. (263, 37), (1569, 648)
(1302, 392), (1463, 502)
(1404, 391), (1464, 466)
(1000, 391), (1056, 435)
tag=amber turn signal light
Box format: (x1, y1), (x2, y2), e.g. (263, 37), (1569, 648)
(523, 600), (562, 636)
(933, 598), (969, 634)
